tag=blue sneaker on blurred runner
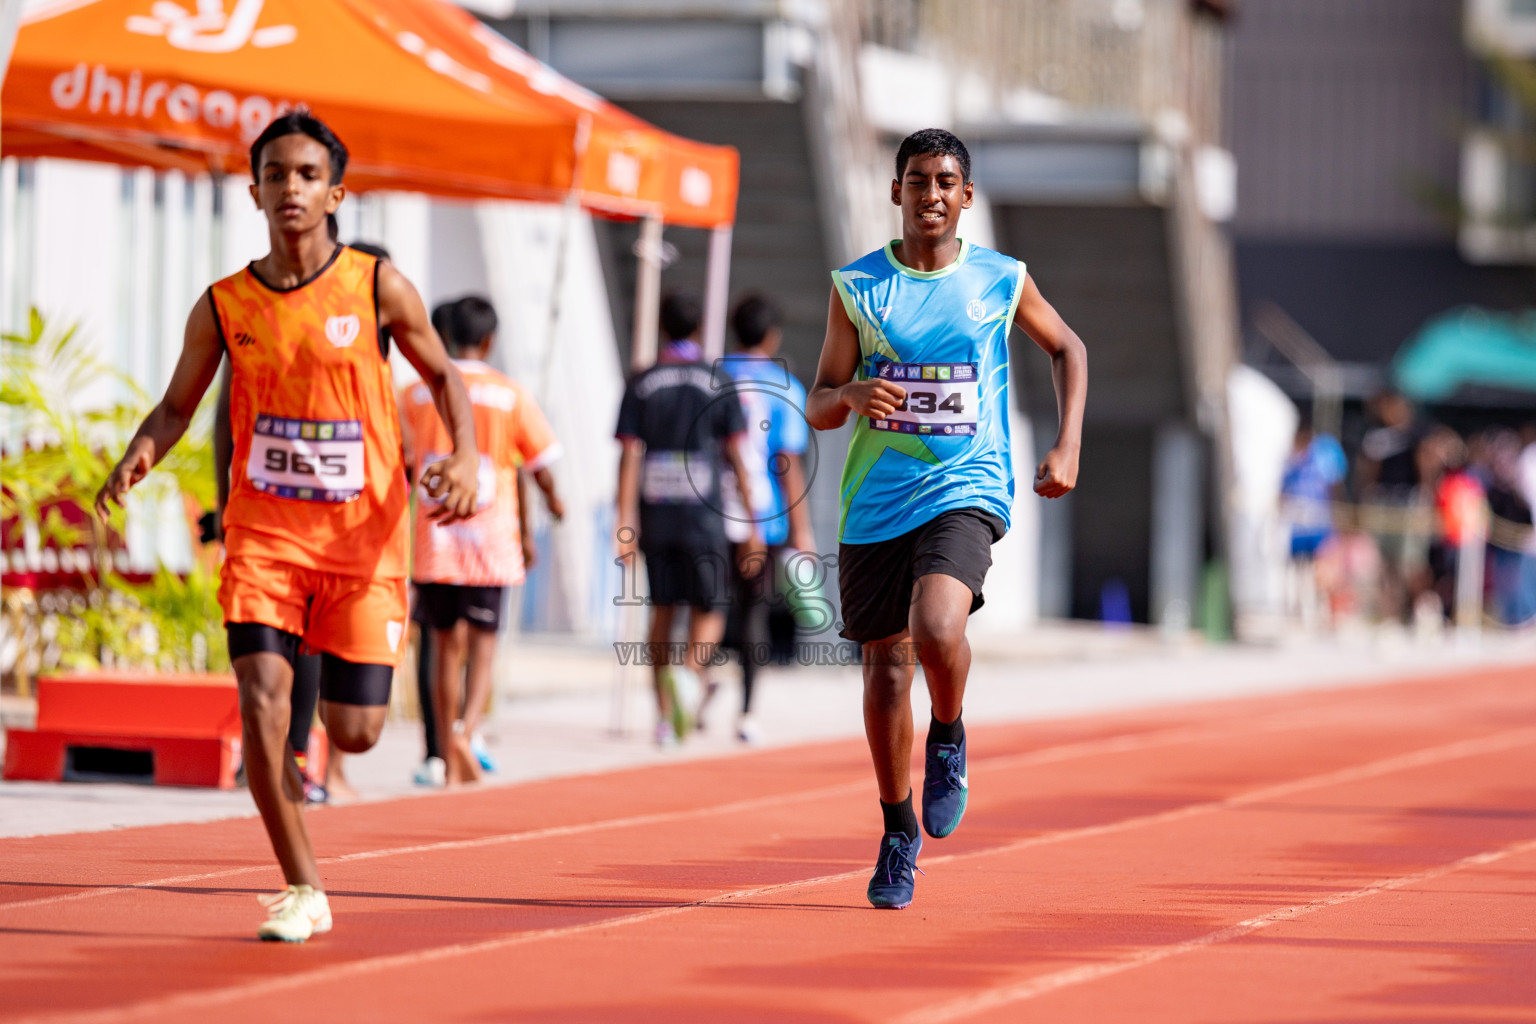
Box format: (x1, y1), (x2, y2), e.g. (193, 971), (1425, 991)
(867, 831), (923, 909)
(922, 735), (968, 838)
(470, 733), (498, 774)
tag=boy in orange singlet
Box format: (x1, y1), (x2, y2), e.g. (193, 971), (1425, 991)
(96, 112), (479, 942)
(399, 296), (564, 785)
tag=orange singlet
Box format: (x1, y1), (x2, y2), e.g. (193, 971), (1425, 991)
(400, 360), (560, 587)
(210, 245), (410, 665)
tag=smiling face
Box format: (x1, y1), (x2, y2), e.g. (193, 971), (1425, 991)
(891, 151), (974, 244)
(248, 133), (345, 237)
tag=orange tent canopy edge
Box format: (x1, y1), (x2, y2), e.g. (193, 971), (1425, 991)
(0, 0), (738, 228)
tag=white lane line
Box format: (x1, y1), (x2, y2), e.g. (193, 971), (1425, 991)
(910, 725), (1536, 874)
(0, 708), (1346, 914)
(22, 725), (1535, 1024)
(898, 834), (1536, 1024)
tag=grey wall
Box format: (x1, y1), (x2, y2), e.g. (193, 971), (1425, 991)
(597, 99), (836, 388)
(993, 203), (1189, 624)
(994, 205), (1185, 427)
(1228, 0), (1471, 242)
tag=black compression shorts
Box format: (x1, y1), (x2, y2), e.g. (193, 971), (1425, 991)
(226, 622), (394, 706)
(836, 508), (1004, 644)
(415, 583), (506, 632)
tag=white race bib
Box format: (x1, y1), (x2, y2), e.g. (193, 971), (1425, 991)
(869, 361), (980, 438)
(420, 452), (496, 510)
(642, 451), (704, 504)
(247, 415), (365, 502)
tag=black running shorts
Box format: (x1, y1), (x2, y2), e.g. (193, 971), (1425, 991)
(837, 508), (1005, 643)
(643, 537), (731, 610)
(226, 622), (394, 706)
(415, 583), (506, 632)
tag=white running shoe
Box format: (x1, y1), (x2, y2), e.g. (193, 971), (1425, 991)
(736, 714), (764, 746)
(413, 756), (446, 787)
(671, 667), (702, 734)
(654, 719), (679, 749)
(257, 885), (332, 943)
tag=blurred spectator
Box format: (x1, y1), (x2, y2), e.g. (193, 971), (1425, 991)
(1481, 427), (1535, 627)
(1423, 428), (1479, 621)
(1517, 424), (1536, 627)
(1282, 422), (1346, 557)
(1314, 527), (1383, 626)
(1357, 390), (1422, 497)
(1357, 391), (1429, 621)
(1280, 421), (1345, 625)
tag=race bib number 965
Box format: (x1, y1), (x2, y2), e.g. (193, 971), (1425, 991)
(869, 362), (979, 437)
(247, 415), (365, 502)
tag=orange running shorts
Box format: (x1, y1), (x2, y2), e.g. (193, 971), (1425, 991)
(218, 555), (408, 666)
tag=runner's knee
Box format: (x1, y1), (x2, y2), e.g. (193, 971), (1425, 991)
(234, 655), (291, 731)
(323, 707), (385, 752)
(862, 657), (913, 706)
(908, 613), (965, 666)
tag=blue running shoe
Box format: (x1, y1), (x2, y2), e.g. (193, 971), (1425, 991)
(470, 733), (498, 774)
(866, 831), (923, 909)
(922, 735), (968, 838)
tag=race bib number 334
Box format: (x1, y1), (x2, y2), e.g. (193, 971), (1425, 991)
(870, 362), (979, 437)
(247, 415), (366, 502)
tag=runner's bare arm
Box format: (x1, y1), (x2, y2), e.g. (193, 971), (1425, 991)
(377, 261), (479, 523)
(806, 288), (905, 430)
(211, 359), (232, 537)
(780, 453), (815, 552)
(531, 466), (564, 522)
(396, 388), (417, 485)
(516, 469), (536, 570)
(616, 437), (643, 559)
(95, 293), (224, 522)
(1013, 272), (1087, 498)
(723, 434), (766, 574)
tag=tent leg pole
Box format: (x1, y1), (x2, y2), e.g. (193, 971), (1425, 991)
(701, 224), (733, 362)
(631, 215), (663, 372)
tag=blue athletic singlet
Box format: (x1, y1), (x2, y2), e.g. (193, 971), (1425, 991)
(832, 239), (1025, 544)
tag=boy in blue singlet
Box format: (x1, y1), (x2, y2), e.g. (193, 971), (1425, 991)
(806, 129), (1089, 909)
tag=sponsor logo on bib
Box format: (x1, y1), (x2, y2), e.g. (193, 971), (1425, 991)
(325, 315), (360, 349)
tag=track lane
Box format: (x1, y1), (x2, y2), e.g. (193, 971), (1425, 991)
(4, 667), (1532, 1022)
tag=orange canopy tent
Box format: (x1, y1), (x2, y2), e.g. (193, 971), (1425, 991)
(0, 0), (738, 229)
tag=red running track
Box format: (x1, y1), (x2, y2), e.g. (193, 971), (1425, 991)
(3, 665), (1535, 1023)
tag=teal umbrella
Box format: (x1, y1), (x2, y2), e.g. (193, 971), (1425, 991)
(1393, 306), (1536, 402)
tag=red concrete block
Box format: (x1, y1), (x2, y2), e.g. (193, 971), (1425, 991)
(2, 730), (66, 782)
(34, 673), (240, 739)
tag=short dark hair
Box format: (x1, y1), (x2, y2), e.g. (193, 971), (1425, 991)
(249, 111), (348, 185)
(430, 300), (457, 350)
(895, 128), (971, 183)
(659, 290), (702, 342)
(348, 241), (391, 261)
(449, 295), (498, 355)
(731, 293), (781, 350)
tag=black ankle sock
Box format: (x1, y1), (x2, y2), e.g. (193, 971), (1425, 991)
(928, 712), (964, 747)
(880, 792), (919, 840)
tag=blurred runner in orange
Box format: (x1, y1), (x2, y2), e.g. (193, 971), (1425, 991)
(400, 296), (564, 785)
(96, 112), (479, 943)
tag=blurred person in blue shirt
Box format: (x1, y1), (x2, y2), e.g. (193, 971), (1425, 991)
(1282, 421), (1347, 626)
(717, 294), (815, 743)
(1282, 422), (1347, 559)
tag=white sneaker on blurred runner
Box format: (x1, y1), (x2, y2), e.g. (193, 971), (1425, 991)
(257, 885), (332, 943)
